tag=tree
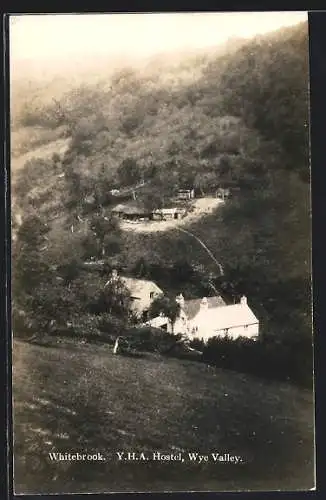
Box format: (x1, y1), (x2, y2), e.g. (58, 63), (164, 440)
(92, 164), (116, 209)
(81, 233), (99, 261)
(171, 260), (195, 284)
(142, 190), (164, 212)
(64, 158), (95, 213)
(89, 214), (121, 258)
(57, 258), (81, 286)
(30, 278), (79, 329)
(89, 276), (132, 319)
(14, 158), (53, 202)
(132, 257), (151, 279)
(13, 214), (52, 331)
(14, 214), (50, 286)
(117, 158), (141, 187)
(148, 295), (181, 329)
(193, 171), (218, 196)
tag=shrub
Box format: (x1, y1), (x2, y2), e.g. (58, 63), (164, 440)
(65, 314), (103, 340)
(51, 313), (130, 343)
(189, 337), (206, 352)
(97, 313), (126, 337)
(124, 326), (179, 353)
(202, 335), (313, 388)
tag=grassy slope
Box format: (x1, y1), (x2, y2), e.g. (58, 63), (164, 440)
(11, 125), (69, 159)
(13, 340), (314, 494)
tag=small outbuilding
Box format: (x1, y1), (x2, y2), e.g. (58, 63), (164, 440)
(152, 207), (186, 221)
(112, 202), (153, 221)
(216, 187), (231, 200)
(177, 188), (195, 200)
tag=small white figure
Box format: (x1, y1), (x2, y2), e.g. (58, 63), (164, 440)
(113, 337), (120, 355)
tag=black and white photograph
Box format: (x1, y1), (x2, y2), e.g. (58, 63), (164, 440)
(10, 12), (314, 494)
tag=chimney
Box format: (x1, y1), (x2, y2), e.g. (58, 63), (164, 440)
(200, 297), (209, 309)
(240, 295), (247, 305)
(176, 293), (185, 309)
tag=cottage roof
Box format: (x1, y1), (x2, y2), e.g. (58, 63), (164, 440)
(184, 296), (226, 320)
(120, 277), (163, 299)
(192, 302), (259, 330)
(112, 203), (126, 212)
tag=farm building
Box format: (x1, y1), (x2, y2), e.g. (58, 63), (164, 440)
(152, 207), (187, 221)
(146, 293), (259, 342)
(106, 269), (163, 317)
(177, 188), (195, 200)
(216, 187), (231, 200)
(112, 202), (153, 221)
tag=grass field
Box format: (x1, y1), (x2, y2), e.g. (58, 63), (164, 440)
(12, 339), (315, 494)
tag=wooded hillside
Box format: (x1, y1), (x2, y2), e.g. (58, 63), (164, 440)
(12, 21), (311, 349)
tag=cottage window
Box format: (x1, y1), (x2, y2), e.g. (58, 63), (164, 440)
(150, 292), (154, 299)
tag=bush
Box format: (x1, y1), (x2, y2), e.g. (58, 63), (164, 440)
(97, 313), (126, 337)
(64, 315), (103, 340)
(189, 337), (206, 352)
(50, 313), (129, 344)
(124, 326), (179, 353)
(202, 335), (313, 388)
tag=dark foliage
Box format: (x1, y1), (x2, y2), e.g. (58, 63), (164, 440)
(148, 295), (181, 324)
(122, 327), (183, 354)
(202, 336), (313, 388)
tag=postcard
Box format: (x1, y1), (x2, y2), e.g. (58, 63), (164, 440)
(10, 11), (315, 494)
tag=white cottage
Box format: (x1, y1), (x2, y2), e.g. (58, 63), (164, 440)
(146, 293), (259, 342)
(187, 295), (259, 342)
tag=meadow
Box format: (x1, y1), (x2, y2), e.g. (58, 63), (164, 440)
(13, 339), (314, 494)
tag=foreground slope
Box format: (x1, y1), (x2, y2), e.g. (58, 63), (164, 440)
(13, 340), (314, 494)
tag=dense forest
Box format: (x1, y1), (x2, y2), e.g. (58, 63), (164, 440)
(12, 20), (311, 373)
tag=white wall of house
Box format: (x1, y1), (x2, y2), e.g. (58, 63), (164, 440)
(173, 310), (189, 334)
(226, 323), (259, 339)
(150, 309), (259, 342)
(184, 296), (259, 342)
(129, 285), (162, 316)
(191, 322), (259, 342)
